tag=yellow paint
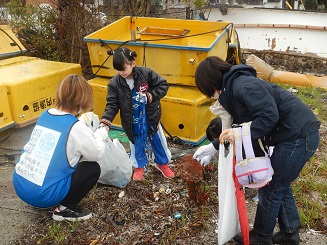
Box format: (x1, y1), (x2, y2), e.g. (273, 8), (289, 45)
(84, 16), (235, 86)
(0, 25), (27, 58)
(161, 85), (216, 144)
(88, 77), (113, 123)
(0, 82), (15, 132)
(0, 57), (82, 128)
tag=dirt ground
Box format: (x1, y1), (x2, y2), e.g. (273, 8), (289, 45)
(1, 122), (327, 245)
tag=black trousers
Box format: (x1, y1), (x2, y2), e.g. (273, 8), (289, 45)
(60, 161), (100, 209)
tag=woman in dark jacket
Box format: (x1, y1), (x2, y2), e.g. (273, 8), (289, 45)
(100, 47), (174, 181)
(194, 56), (320, 244)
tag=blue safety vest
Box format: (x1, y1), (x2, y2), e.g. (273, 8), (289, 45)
(13, 110), (78, 208)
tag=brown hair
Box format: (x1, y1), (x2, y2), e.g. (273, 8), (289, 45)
(195, 56), (232, 97)
(54, 74), (93, 113)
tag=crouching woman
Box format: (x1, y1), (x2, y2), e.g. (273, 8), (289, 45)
(13, 74), (108, 221)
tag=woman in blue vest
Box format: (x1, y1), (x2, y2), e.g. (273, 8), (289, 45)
(13, 74), (108, 221)
(193, 56), (320, 245)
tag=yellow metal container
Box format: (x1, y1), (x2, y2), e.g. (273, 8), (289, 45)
(0, 56), (82, 128)
(161, 85), (216, 144)
(0, 82), (15, 132)
(0, 25), (27, 59)
(84, 16), (236, 86)
(89, 77), (215, 145)
(88, 77), (122, 127)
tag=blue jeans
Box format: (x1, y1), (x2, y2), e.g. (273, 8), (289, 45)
(254, 130), (320, 236)
(129, 124), (171, 168)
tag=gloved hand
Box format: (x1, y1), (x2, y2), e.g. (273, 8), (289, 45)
(136, 92), (147, 104)
(199, 155), (213, 167)
(193, 143), (218, 166)
(94, 126), (109, 142)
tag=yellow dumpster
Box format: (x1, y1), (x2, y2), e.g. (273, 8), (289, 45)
(0, 25), (27, 59)
(0, 56), (82, 128)
(0, 82), (15, 132)
(85, 16), (240, 144)
(84, 16), (237, 86)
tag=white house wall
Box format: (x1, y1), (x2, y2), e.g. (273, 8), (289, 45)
(205, 7), (327, 57)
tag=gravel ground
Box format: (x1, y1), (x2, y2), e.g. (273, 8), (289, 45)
(0, 50), (326, 245)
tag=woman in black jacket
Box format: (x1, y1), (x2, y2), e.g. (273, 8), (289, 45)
(194, 56), (320, 244)
(100, 47), (174, 181)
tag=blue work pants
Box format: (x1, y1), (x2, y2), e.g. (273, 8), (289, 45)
(254, 130), (320, 236)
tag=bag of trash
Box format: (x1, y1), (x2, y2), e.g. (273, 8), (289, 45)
(98, 137), (132, 188)
(218, 143), (240, 244)
(79, 112), (132, 188)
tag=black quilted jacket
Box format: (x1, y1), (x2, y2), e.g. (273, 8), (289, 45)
(101, 66), (169, 143)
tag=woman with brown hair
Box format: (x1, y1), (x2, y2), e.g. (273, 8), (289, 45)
(13, 74), (108, 221)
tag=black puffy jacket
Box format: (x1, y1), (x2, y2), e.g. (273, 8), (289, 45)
(101, 66), (169, 143)
(219, 65), (320, 146)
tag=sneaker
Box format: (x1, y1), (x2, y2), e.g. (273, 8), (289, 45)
(52, 207), (92, 221)
(154, 163), (175, 179)
(133, 167), (145, 181)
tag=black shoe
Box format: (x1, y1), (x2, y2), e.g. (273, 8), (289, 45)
(272, 230), (300, 245)
(233, 229), (272, 244)
(52, 207), (92, 221)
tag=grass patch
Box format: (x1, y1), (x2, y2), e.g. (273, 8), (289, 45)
(280, 84), (327, 232)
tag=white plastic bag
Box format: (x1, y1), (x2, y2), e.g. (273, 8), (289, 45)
(98, 138), (132, 188)
(79, 111), (100, 131)
(218, 143), (240, 245)
(79, 112), (132, 188)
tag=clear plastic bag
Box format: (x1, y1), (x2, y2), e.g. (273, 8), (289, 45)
(79, 112), (132, 188)
(97, 138), (132, 188)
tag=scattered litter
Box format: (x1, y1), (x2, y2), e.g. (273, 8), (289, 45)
(174, 211), (182, 219)
(118, 190), (125, 198)
(153, 192), (160, 201)
(252, 193), (259, 203)
(107, 214), (120, 230)
(307, 228), (323, 235)
(287, 87), (298, 93)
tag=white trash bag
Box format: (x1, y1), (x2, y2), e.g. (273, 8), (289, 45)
(218, 143), (240, 245)
(79, 112), (132, 188)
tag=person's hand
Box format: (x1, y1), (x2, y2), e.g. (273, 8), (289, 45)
(193, 143), (217, 166)
(94, 126), (109, 142)
(198, 155), (213, 167)
(98, 122), (109, 131)
(219, 128), (235, 144)
(137, 92), (147, 104)
(99, 118), (111, 131)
